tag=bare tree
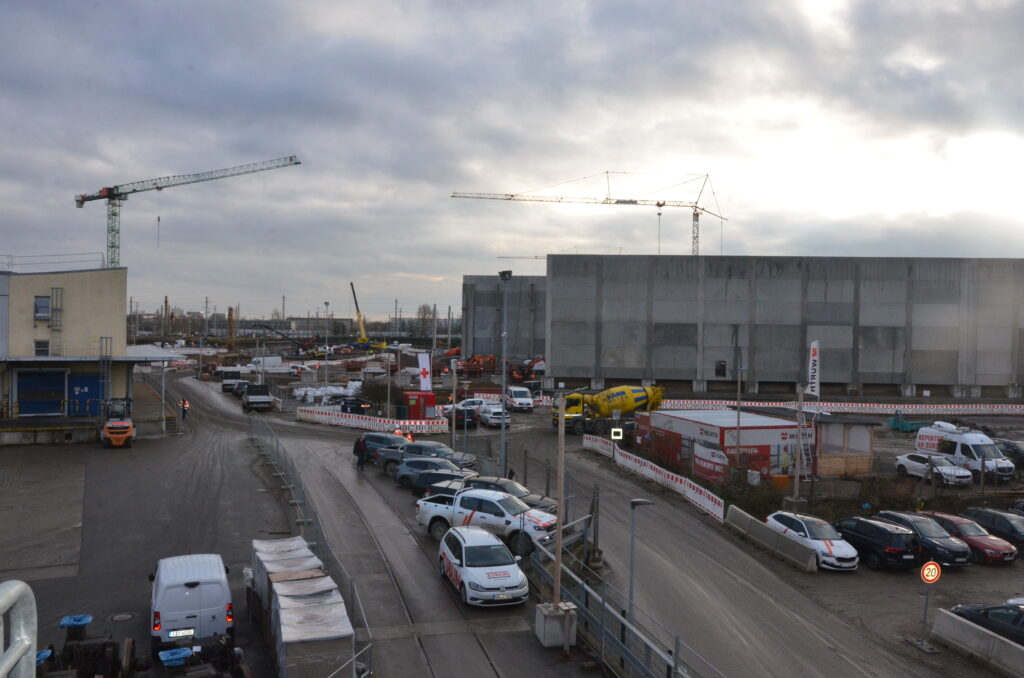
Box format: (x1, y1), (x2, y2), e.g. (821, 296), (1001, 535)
(416, 303), (433, 337)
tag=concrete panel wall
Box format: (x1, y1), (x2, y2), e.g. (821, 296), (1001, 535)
(462, 275), (546, 360)
(531, 255), (1024, 395)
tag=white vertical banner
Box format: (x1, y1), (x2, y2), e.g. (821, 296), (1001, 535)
(417, 352), (432, 390)
(806, 340), (820, 397)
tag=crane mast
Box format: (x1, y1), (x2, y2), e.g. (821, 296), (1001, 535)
(349, 282), (369, 344)
(76, 155), (301, 267)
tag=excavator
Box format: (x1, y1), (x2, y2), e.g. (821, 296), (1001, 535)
(348, 282), (387, 351)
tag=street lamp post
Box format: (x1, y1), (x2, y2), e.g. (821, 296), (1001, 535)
(628, 498), (655, 624)
(323, 301), (329, 387)
(498, 270), (512, 477)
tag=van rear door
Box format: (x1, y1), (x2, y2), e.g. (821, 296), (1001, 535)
(196, 579), (231, 639)
(158, 582), (203, 642)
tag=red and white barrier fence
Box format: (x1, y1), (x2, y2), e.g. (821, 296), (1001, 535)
(296, 407), (449, 433)
(582, 435), (725, 522)
(662, 399), (1024, 416)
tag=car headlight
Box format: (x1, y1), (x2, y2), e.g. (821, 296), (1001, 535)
(985, 549), (998, 555)
(533, 524), (548, 532)
(468, 582), (486, 592)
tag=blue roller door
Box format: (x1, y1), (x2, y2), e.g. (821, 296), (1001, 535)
(16, 370), (67, 416)
(68, 374), (103, 417)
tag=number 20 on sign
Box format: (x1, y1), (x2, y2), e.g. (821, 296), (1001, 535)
(920, 561), (941, 584)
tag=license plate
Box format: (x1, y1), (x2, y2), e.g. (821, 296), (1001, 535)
(902, 555), (914, 559)
(168, 629), (194, 638)
(955, 558), (967, 562)
(1006, 555), (1015, 561)
(494, 594), (511, 600)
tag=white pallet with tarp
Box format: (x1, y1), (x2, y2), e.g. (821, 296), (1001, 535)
(271, 577), (344, 633)
(251, 539), (320, 609)
(275, 601), (354, 678)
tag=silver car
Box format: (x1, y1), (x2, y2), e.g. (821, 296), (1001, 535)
(895, 452), (972, 486)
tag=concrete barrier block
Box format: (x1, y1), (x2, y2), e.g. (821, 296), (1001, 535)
(932, 609), (1024, 677)
(726, 506), (817, 573)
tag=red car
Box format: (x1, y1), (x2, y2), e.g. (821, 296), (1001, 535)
(918, 511), (1018, 565)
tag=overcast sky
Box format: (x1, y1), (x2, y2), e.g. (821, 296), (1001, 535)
(3, 1), (1023, 321)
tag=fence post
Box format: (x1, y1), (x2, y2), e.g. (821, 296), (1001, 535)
(545, 460), (551, 498)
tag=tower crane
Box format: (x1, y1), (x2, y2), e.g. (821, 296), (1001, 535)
(75, 155), (301, 267)
(452, 172), (724, 255)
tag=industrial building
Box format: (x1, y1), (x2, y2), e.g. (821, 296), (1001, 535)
(1, 267), (139, 417)
(461, 275), (546, 359)
(463, 255), (1024, 398)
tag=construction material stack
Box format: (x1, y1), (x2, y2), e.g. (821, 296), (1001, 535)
(245, 536), (354, 677)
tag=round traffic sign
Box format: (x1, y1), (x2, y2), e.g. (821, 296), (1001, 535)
(920, 561), (942, 584)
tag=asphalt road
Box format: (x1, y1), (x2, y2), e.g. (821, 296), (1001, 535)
(1, 376), (291, 677)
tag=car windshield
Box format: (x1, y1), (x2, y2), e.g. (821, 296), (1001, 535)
(498, 496), (531, 516)
(972, 444), (1005, 460)
(464, 544), (515, 567)
(930, 457), (955, 468)
(496, 480), (531, 498)
(434, 459), (460, 470)
(911, 519), (950, 538)
(805, 520), (842, 540)
(957, 521), (988, 537)
(1007, 514), (1024, 531)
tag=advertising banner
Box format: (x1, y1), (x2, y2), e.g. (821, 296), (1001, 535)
(693, 443), (729, 485)
(806, 340), (820, 397)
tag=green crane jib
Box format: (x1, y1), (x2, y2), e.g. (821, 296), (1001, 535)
(75, 155), (301, 267)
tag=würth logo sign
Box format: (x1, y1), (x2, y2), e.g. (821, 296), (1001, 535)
(806, 340), (820, 397)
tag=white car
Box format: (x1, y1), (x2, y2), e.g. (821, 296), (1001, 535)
(439, 397), (491, 417)
(764, 511), (859, 571)
(479, 404), (511, 428)
(439, 526), (529, 607)
(895, 452), (973, 486)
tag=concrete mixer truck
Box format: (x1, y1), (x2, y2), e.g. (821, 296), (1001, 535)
(551, 385), (663, 434)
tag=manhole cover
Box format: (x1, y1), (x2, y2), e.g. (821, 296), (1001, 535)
(108, 613), (134, 623)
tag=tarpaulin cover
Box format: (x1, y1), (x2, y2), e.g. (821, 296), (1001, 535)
(272, 577), (339, 597)
(252, 536), (309, 554)
(275, 602), (354, 678)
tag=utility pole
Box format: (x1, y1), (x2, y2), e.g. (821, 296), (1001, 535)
(282, 295), (286, 322)
(431, 304), (438, 353)
(499, 270), (512, 476)
(447, 306), (452, 348)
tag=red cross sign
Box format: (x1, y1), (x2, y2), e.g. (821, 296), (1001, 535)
(419, 367), (430, 379)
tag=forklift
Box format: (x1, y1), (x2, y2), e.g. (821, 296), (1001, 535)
(99, 398), (136, 448)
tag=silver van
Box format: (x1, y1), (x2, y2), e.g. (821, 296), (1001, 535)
(149, 554), (233, 654)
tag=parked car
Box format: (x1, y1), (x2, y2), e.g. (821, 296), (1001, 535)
(393, 457), (462, 488)
(993, 439), (1024, 478)
(410, 468), (478, 497)
(439, 526), (530, 607)
(960, 507), (1024, 548)
(918, 511), (1018, 565)
(831, 517), (921, 570)
(355, 432), (408, 457)
(374, 440), (477, 473)
(874, 510), (971, 567)
(763, 511), (859, 571)
(950, 603), (1024, 646)
(447, 406), (479, 429)
(894, 452), (972, 486)
(440, 397), (491, 416)
(479, 404), (511, 428)
(231, 381), (249, 398)
(428, 476), (557, 513)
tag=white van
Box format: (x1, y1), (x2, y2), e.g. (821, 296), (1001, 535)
(150, 554), (233, 654)
(914, 422), (1016, 483)
(505, 386), (534, 412)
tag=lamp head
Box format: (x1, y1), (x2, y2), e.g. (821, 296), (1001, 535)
(630, 498), (655, 510)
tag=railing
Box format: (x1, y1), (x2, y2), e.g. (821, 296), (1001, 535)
(0, 580), (37, 678)
(248, 414), (372, 677)
(527, 537), (724, 678)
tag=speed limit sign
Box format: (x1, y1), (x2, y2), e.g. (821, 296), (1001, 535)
(920, 561), (942, 584)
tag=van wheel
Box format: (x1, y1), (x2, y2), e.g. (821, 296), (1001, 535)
(896, 465), (907, 477)
(865, 552), (881, 570)
(429, 518), (450, 541)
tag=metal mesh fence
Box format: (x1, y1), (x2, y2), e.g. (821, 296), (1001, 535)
(248, 414), (372, 677)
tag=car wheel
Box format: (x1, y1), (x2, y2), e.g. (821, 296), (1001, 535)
(508, 531), (534, 557)
(461, 584), (469, 605)
(398, 475), (412, 489)
(384, 461), (397, 475)
(865, 552), (881, 570)
(969, 548), (983, 564)
(896, 465), (908, 477)
(429, 519), (450, 542)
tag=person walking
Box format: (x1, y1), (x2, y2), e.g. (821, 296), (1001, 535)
(355, 435), (368, 471)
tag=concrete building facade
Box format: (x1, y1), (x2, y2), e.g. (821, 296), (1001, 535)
(528, 254), (1024, 397)
(462, 275), (546, 360)
(1, 267), (133, 417)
